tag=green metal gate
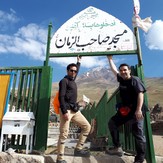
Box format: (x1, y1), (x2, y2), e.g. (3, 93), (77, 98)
(0, 66), (52, 151)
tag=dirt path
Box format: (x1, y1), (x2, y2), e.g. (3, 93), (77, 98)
(153, 135), (163, 156)
(151, 121), (163, 156)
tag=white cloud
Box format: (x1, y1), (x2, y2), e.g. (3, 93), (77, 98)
(0, 11), (108, 69)
(15, 23), (47, 43)
(50, 56), (107, 68)
(0, 9), (20, 31)
(0, 10), (110, 68)
(0, 23), (108, 68)
(144, 20), (163, 50)
(0, 24), (47, 61)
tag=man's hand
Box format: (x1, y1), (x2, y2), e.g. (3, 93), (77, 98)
(135, 110), (144, 120)
(107, 55), (113, 60)
(63, 113), (69, 121)
(77, 55), (82, 63)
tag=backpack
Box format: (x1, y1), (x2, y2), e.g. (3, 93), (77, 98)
(53, 91), (60, 114)
(53, 78), (68, 114)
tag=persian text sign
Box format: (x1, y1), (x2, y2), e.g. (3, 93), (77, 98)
(50, 6), (137, 54)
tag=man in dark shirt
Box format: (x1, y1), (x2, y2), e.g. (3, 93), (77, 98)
(56, 56), (91, 163)
(106, 56), (147, 163)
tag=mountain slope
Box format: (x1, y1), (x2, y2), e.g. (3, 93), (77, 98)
(51, 67), (163, 108)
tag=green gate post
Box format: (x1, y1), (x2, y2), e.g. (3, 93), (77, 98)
(44, 22), (52, 67)
(34, 66), (52, 150)
(136, 65), (156, 163)
(134, 27), (156, 163)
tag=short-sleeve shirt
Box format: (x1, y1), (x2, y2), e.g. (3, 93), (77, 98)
(117, 74), (146, 113)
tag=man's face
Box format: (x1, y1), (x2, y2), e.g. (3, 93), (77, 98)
(67, 66), (77, 78)
(119, 66), (131, 80)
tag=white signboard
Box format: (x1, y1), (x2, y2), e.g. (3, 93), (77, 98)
(50, 6), (137, 54)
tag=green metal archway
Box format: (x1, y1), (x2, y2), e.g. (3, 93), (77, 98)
(44, 6), (155, 163)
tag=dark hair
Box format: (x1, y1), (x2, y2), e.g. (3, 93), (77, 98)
(119, 63), (131, 70)
(67, 63), (77, 71)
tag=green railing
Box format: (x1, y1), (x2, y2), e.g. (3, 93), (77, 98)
(0, 66), (52, 151)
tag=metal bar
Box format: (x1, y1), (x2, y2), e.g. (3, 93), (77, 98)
(49, 50), (137, 58)
(32, 69), (40, 115)
(9, 71), (18, 111)
(45, 22), (53, 66)
(0, 66), (43, 71)
(34, 66), (52, 150)
(21, 70), (28, 111)
(27, 70), (34, 112)
(134, 27), (143, 66)
(136, 65), (156, 163)
(16, 70), (23, 111)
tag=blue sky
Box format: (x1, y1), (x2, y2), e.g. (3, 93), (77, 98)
(0, 0), (163, 82)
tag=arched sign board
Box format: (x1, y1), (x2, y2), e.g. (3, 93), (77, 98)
(49, 6), (137, 57)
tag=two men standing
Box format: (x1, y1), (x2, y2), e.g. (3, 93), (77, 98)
(56, 55), (147, 163)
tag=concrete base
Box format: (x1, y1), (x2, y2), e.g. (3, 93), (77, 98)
(1, 150), (163, 163)
(45, 154), (136, 163)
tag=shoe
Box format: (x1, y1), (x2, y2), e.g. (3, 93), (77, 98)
(105, 146), (124, 157)
(134, 155), (144, 163)
(133, 161), (143, 163)
(74, 148), (90, 157)
(56, 160), (67, 163)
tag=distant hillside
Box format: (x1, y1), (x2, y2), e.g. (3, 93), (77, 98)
(51, 67), (163, 108)
(145, 77), (163, 108)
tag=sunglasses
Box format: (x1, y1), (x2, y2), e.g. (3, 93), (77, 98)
(69, 69), (77, 73)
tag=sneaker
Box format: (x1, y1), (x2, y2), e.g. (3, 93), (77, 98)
(56, 160), (67, 163)
(105, 146), (124, 157)
(74, 148), (90, 157)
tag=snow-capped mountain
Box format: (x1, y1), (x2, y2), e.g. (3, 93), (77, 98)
(76, 66), (117, 85)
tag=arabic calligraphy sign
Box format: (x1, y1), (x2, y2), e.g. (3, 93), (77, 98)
(50, 6), (137, 54)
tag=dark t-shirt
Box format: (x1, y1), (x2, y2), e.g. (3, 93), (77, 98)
(117, 74), (147, 114)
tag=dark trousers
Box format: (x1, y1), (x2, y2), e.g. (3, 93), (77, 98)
(108, 113), (146, 162)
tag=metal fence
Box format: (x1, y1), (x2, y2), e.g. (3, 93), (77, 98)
(0, 66), (52, 151)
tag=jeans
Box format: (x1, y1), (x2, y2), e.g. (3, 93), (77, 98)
(108, 113), (146, 162)
(57, 109), (91, 160)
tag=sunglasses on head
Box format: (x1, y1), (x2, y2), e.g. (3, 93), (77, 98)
(69, 69), (77, 73)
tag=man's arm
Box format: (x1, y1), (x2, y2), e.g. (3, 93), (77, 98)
(74, 56), (82, 80)
(77, 55), (82, 63)
(107, 55), (119, 76)
(59, 79), (68, 115)
(59, 79), (69, 121)
(135, 92), (144, 120)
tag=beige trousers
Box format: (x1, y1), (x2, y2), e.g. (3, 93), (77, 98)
(57, 109), (91, 160)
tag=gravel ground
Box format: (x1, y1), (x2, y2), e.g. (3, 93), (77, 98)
(0, 123), (162, 163)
